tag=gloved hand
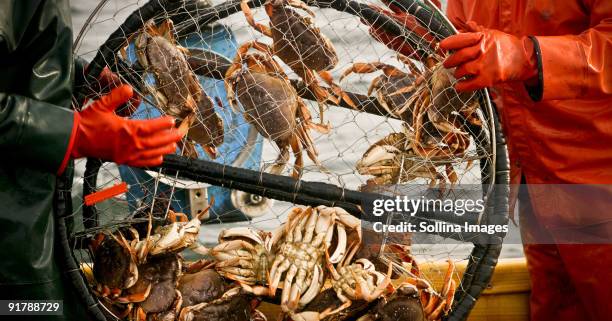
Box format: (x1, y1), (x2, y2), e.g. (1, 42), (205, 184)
(71, 85), (183, 167)
(439, 21), (539, 92)
(365, 0), (439, 59)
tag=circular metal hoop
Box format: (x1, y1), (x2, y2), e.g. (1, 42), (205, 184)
(62, 1), (510, 320)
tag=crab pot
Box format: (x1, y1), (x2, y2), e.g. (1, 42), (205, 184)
(67, 0), (510, 321)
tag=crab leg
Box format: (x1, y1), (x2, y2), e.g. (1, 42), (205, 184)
(318, 70), (357, 110)
(281, 265), (299, 307)
(328, 223), (347, 264)
(218, 226), (266, 244)
(268, 144), (291, 175)
(301, 206), (319, 244)
(290, 134), (304, 178)
(116, 283), (152, 304)
(288, 267), (308, 309)
(298, 265), (323, 306)
(299, 68), (336, 123)
(285, 0), (316, 16)
(241, 0), (273, 37)
(356, 262), (393, 301)
(269, 258), (292, 295)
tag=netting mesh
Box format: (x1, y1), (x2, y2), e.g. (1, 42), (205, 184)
(70, 0), (498, 319)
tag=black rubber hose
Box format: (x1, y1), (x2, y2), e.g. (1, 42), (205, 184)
(445, 105), (510, 321)
(55, 163), (108, 321)
(157, 155), (483, 227)
(82, 158), (103, 229)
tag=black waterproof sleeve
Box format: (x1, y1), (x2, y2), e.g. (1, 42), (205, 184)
(0, 0), (75, 173)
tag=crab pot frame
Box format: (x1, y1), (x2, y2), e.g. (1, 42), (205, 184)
(64, 0), (511, 320)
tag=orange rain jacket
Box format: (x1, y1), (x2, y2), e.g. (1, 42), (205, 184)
(446, 0), (612, 229)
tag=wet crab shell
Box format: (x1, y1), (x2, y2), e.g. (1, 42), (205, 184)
(92, 234), (138, 290)
(233, 71), (297, 145)
(133, 254), (182, 314)
(178, 268), (227, 307)
(268, 1), (338, 72)
(136, 22), (202, 119)
(374, 74), (418, 122)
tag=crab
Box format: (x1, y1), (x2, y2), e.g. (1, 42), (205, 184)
(356, 131), (456, 190)
(209, 227), (273, 296)
(241, 0), (354, 123)
(408, 60), (475, 160)
(291, 258), (394, 321)
(339, 58), (419, 121)
(122, 254), (184, 321)
(131, 19), (200, 132)
(396, 259), (457, 321)
(90, 206), (210, 304)
(404, 56), (480, 152)
(268, 206), (362, 316)
(129, 19), (222, 158)
(341, 55), (479, 191)
(178, 260), (228, 308)
(225, 41), (328, 177)
(90, 232), (141, 302)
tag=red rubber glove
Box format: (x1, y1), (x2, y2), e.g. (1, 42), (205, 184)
(440, 21), (539, 92)
(366, 0), (439, 59)
(71, 85), (183, 167)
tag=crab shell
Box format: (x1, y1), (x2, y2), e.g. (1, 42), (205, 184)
(210, 227), (272, 296)
(125, 254), (182, 313)
(267, 206), (362, 312)
(92, 233), (139, 291)
(178, 267), (227, 307)
(232, 70), (297, 146)
(135, 20), (201, 120)
(372, 73), (418, 122)
(267, 0), (338, 72)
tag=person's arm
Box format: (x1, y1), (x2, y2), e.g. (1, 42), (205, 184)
(0, 94), (76, 174)
(445, 0), (467, 30)
(0, 0), (77, 174)
(534, 0), (612, 100)
(0, 0), (182, 175)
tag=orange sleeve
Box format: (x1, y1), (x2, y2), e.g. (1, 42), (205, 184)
(535, 0), (612, 100)
(445, 0), (467, 31)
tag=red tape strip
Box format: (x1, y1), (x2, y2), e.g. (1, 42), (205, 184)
(84, 182), (128, 206)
